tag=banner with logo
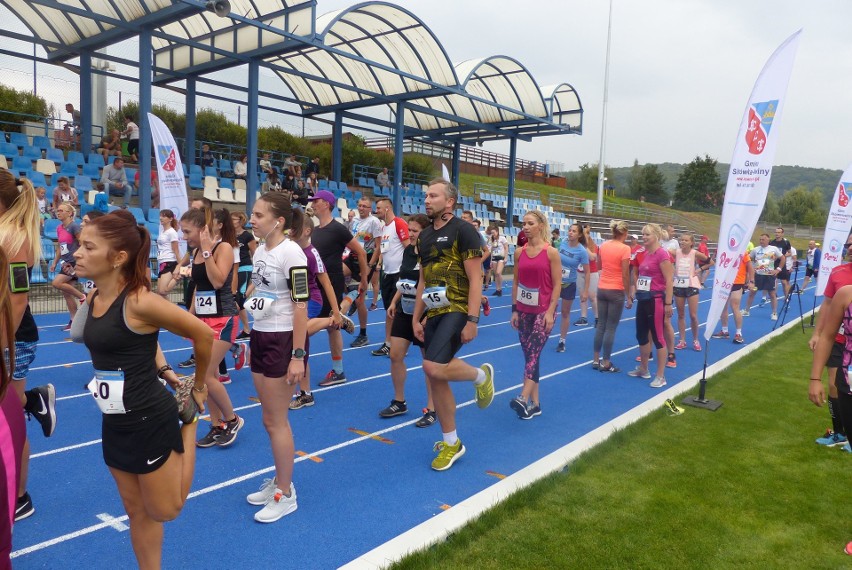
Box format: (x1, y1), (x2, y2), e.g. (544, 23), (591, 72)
(147, 113), (188, 254)
(704, 31), (801, 341)
(816, 170), (852, 296)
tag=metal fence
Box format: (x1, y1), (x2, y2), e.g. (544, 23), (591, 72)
(756, 221), (824, 240)
(549, 194), (680, 225)
(472, 182), (541, 202)
(28, 279), (188, 316)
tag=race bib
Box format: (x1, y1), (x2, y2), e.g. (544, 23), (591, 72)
(422, 286), (450, 309)
(636, 276), (651, 292)
(82, 280), (96, 293)
(88, 370), (126, 414)
(194, 291), (218, 316)
(246, 291), (276, 320)
(396, 279), (417, 315)
(674, 277), (690, 289)
(517, 284), (539, 306)
(561, 267), (572, 282)
(59, 243), (69, 256)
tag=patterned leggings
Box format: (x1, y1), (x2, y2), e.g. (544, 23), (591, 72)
(517, 311), (550, 383)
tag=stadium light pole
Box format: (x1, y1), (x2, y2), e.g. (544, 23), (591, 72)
(596, 0), (613, 214)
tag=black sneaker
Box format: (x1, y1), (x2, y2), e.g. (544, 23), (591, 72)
(415, 409), (437, 428)
(556, 340), (565, 353)
(27, 384), (56, 438)
(15, 492), (34, 522)
(216, 414), (244, 447)
(371, 343), (390, 357)
(573, 317), (589, 326)
(236, 330), (251, 340)
(379, 399), (407, 418)
(178, 356), (196, 369)
(318, 370), (346, 387)
(350, 334), (369, 348)
(289, 391), (315, 410)
(197, 424), (226, 448)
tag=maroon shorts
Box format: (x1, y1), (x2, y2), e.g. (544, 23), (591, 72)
(249, 330), (309, 378)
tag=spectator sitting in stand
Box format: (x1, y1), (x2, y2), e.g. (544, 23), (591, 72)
(201, 143), (216, 169)
(134, 169), (160, 208)
(259, 152), (275, 175)
(96, 129), (122, 159)
(263, 169), (282, 194)
(305, 156), (320, 179)
(284, 155), (301, 176)
(234, 154), (248, 179)
(51, 176), (79, 212)
(306, 171), (318, 194)
(99, 157), (133, 206)
(376, 167), (390, 190)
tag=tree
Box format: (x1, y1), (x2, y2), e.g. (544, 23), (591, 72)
(566, 163), (614, 194)
(627, 163), (667, 205)
(673, 155), (724, 211)
(626, 159), (642, 199)
(761, 194), (781, 223)
(778, 185), (827, 226)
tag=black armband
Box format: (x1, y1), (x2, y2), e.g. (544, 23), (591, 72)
(10, 262), (29, 293)
(288, 266), (310, 303)
(511, 304), (517, 312)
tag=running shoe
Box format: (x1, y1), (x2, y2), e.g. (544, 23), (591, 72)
(339, 314), (356, 335)
(845, 541), (852, 556)
(475, 363), (495, 409)
(178, 356), (196, 368)
(27, 384), (56, 438)
(664, 398), (684, 416)
(492, 289), (502, 297)
(733, 333), (744, 344)
(528, 403), (542, 418)
(842, 443), (852, 453)
(771, 312), (778, 321)
(289, 391), (315, 410)
(233, 343), (247, 371)
(254, 483), (298, 523)
(816, 430), (847, 447)
(674, 340), (687, 350)
(711, 330), (729, 339)
(197, 424), (226, 448)
(379, 399), (407, 418)
(650, 376), (667, 388)
(14, 492), (34, 522)
(247, 477), (278, 506)
(431, 439), (465, 471)
(174, 375), (199, 424)
(415, 409), (437, 428)
(627, 367), (651, 379)
(369, 303), (379, 311)
(635, 354), (654, 362)
(350, 334), (369, 348)
(693, 340), (702, 352)
(482, 297), (491, 317)
(573, 317), (588, 326)
(236, 330), (251, 340)
(510, 396), (532, 420)
(371, 343), (390, 357)
(218, 374), (232, 385)
(318, 370), (346, 387)
(666, 354), (677, 368)
(741, 309), (750, 317)
(216, 414), (244, 447)
(760, 298), (767, 307)
(556, 340), (566, 353)
(599, 363), (620, 373)
(61, 322), (72, 332)
(592, 360), (601, 370)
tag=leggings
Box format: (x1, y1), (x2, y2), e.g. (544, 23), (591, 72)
(635, 296), (666, 350)
(594, 288), (625, 360)
(517, 311), (550, 383)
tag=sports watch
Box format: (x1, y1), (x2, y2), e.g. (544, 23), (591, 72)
(292, 348), (306, 360)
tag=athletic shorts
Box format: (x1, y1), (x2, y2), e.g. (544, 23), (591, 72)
(827, 341), (844, 369)
(491, 255), (504, 263)
(806, 267), (816, 278)
(250, 330), (309, 378)
(390, 310), (423, 347)
(731, 284), (745, 292)
(381, 273), (400, 311)
(423, 312), (467, 365)
(754, 274), (776, 291)
(482, 257), (491, 271)
(560, 282), (577, 302)
(308, 299), (321, 319)
(127, 139), (139, 156)
(102, 404), (183, 474)
(201, 315), (238, 343)
(158, 261), (177, 278)
(673, 286), (700, 298)
(577, 271), (599, 295)
(319, 273), (345, 319)
(11, 341), (37, 381)
(777, 268), (791, 281)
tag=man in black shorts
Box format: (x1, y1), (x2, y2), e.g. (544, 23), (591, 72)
(770, 226), (792, 297)
(412, 179), (495, 472)
(309, 190), (368, 387)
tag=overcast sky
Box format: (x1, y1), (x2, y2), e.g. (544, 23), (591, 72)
(1, 0), (849, 172)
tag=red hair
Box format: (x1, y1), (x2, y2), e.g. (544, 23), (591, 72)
(90, 209), (151, 292)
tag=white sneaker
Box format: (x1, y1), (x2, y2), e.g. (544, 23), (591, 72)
(254, 483), (298, 523)
(246, 477), (277, 506)
(771, 313), (778, 321)
(649, 376), (667, 388)
(741, 309), (750, 317)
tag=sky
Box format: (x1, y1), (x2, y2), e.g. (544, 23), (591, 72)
(1, 0), (850, 172)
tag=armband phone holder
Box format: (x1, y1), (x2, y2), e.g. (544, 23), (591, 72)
(289, 267), (310, 302)
(9, 262), (29, 293)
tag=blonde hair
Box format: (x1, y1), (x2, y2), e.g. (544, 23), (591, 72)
(58, 203), (76, 218)
(680, 232), (695, 246)
(0, 248), (13, 400)
(642, 223), (664, 243)
(0, 170), (41, 263)
(609, 219), (629, 237)
(523, 210), (551, 243)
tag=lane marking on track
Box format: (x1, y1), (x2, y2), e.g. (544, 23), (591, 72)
(296, 451), (323, 463)
(485, 471), (506, 480)
(95, 513), (129, 532)
(347, 428), (394, 444)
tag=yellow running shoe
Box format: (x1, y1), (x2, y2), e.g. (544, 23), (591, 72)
(431, 439), (466, 471)
(475, 363), (495, 409)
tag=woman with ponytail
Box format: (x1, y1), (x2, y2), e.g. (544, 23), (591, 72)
(72, 209), (212, 569)
(50, 203), (86, 329)
(155, 209), (181, 297)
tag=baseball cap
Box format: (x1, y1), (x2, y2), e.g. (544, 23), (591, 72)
(630, 234), (639, 240)
(307, 190), (335, 207)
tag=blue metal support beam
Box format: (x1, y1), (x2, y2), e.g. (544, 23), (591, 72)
(451, 141), (461, 188)
(79, 52), (92, 154)
(506, 137), (517, 229)
(332, 113), (343, 183)
(138, 30), (153, 215)
(246, 61), (260, 218)
(184, 78), (197, 164)
(392, 103), (405, 209)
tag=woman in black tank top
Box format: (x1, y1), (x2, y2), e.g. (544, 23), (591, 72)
(73, 209), (212, 569)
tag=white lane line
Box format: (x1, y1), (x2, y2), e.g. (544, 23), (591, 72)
(95, 513), (129, 532)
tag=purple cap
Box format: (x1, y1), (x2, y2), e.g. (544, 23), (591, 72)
(307, 190), (335, 207)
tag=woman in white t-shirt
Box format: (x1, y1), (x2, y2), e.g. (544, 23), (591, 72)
(156, 209), (181, 297)
(487, 226), (509, 296)
(244, 192), (308, 523)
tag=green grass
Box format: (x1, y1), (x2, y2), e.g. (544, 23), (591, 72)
(392, 327), (848, 569)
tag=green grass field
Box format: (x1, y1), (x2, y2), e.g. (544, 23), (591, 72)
(392, 327), (850, 569)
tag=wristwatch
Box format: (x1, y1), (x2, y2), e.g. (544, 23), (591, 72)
(467, 315), (480, 324)
(292, 348), (306, 359)
(202, 250), (212, 259)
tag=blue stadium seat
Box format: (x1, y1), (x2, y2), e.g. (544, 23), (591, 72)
(9, 132), (28, 148)
(147, 222), (160, 239)
(30, 264), (47, 285)
(22, 146), (41, 160)
(190, 164), (202, 175)
(82, 163), (100, 178)
(219, 178), (234, 190)
(189, 172), (203, 189)
(128, 207), (146, 224)
(204, 166), (218, 177)
(357, 177), (368, 187)
(43, 219), (60, 240)
(318, 179), (329, 190)
(147, 208), (160, 223)
(74, 175), (93, 193)
(182, 164), (188, 176)
(12, 156), (31, 171)
(32, 135), (51, 151)
(328, 181), (339, 191)
(46, 148), (64, 163)
(87, 153), (104, 165)
(339, 182), (349, 193)
(125, 168), (138, 187)
(0, 142), (18, 160)
(28, 171), (47, 188)
(66, 151), (85, 166)
(80, 203), (95, 218)
(105, 155), (118, 166)
(59, 161), (78, 176)
(219, 159), (231, 172)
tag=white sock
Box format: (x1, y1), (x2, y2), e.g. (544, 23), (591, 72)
(443, 431), (458, 446)
(473, 368), (486, 386)
(736, 329), (742, 336)
(721, 327), (728, 334)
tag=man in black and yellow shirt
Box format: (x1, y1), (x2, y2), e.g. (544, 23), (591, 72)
(412, 179), (495, 471)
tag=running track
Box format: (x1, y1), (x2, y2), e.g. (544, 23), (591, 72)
(11, 269), (816, 568)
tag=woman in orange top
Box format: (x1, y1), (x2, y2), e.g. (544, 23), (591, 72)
(593, 220), (633, 372)
(710, 252), (753, 344)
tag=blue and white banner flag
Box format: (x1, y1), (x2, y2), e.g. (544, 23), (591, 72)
(816, 169), (852, 296)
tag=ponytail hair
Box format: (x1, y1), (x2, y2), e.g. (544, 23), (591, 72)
(213, 208), (236, 247)
(89, 209), (151, 293)
(0, 169), (42, 262)
(160, 208), (178, 230)
(0, 247), (14, 400)
(609, 219), (629, 238)
(290, 208), (305, 239)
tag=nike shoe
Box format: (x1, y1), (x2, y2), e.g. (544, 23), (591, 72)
(14, 492), (34, 522)
(318, 370), (346, 387)
(816, 430), (847, 447)
(674, 340), (687, 350)
(650, 376), (667, 388)
(350, 334), (369, 348)
(27, 385), (56, 438)
(215, 414), (244, 447)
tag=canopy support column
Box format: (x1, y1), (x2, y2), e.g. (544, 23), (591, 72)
(451, 141), (461, 188)
(392, 102), (405, 209)
(507, 137), (517, 229)
(79, 52), (92, 154)
(138, 30), (152, 215)
(246, 61), (259, 217)
(332, 112), (343, 183)
(185, 78), (197, 165)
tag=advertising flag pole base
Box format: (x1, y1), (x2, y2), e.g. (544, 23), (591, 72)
(683, 339), (723, 411)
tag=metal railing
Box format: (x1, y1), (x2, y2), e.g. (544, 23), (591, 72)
(549, 194), (679, 224)
(180, 138), (310, 171)
(473, 182), (541, 202)
(0, 110), (105, 154)
(351, 164), (430, 189)
(756, 221), (824, 240)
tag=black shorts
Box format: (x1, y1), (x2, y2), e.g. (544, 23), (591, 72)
(482, 257), (491, 271)
(390, 310), (423, 347)
(343, 255), (362, 283)
(102, 403), (183, 475)
(491, 255), (505, 263)
(320, 273), (345, 319)
(127, 139), (139, 156)
(560, 282), (577, 302)
(754, 274), (776, 291)
(827, 341), (845, 369)
(423, 312), (468, 365)
(673, 286), (699, 298)
(250, 330), (309, 378)
(777, 268), (791, 281)
(158, 261), (177, 278)
(381, 273), (400, 311)
(731, 284), (745, 292)
(806, 267), (816, 278)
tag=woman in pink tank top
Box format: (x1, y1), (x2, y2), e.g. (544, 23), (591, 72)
(509, 211), (562, 419)
(673, 233), (713, 351)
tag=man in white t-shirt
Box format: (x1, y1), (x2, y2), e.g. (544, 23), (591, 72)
(346, 197), (385, 346)
(462, 211), (492, 316)
(121, 114), (140, 162)
(370, 198), (411, 356)
(745, 233), (784, 320)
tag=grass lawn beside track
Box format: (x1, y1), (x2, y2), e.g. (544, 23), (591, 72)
(392, 326), (850, 569)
